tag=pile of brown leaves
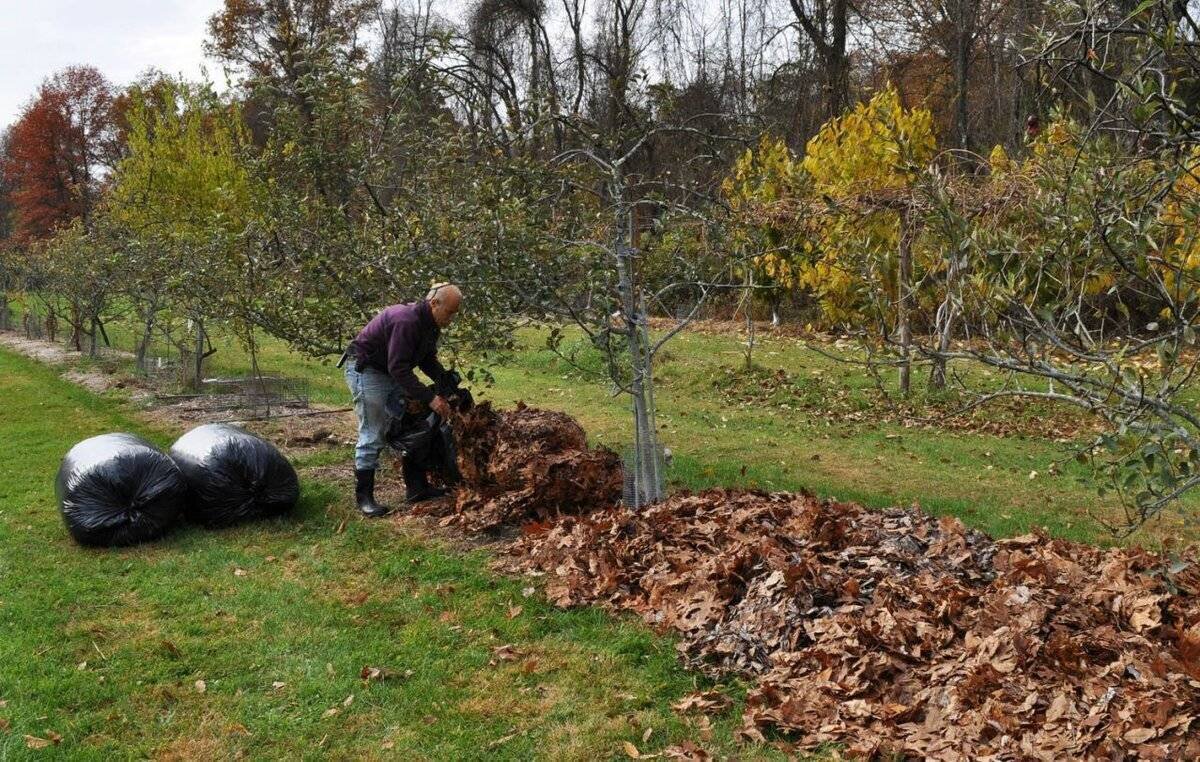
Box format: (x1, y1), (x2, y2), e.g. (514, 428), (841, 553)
(438, 403), (1198, 756)
(431, 401), (623, 532)
(499, 489), (1200, 758)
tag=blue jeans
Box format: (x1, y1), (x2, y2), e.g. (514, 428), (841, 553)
(345, 366), (400, 471)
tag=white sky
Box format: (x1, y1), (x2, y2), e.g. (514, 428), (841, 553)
(0, 0), (226, 130)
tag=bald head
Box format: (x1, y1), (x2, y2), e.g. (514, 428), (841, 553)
(427, 283), (462, 327)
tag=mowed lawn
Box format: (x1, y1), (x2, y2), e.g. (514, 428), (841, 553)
(0, 348), (774, 760)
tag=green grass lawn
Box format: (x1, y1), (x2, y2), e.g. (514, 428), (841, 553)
(0, 348), (779, 760)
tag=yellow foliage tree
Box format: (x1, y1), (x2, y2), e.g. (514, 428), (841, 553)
(721, 135), (808, 316)
(799, 86), (936, 323)
(1161, 150), (1200, 300)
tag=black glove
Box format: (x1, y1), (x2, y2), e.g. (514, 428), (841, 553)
(434, 370), (473, 411)
(435, 369), (463, 398)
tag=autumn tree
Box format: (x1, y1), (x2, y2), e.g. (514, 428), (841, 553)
(1, 66), (119, 243)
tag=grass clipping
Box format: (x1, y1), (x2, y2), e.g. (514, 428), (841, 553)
(445, 402), (1200, 757)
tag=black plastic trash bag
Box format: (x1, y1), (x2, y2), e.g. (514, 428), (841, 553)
(169, 423), (300, 527)
(56, 433), (187, 547)
(384, 377), (472, 484)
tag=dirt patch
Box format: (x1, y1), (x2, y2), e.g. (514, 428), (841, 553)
(647, 317), (823, 341)
(0, 330), (85, 364)
(61, 369), (127, 394)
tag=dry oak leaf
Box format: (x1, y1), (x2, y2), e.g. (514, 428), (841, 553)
(360, 665), (411, 682)
(663, 741), (712, 761)
(25, 731), (61, 749)
(671, 691), (732, 715)
(490, 644), (521, 664)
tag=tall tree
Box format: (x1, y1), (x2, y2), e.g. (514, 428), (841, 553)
(1, 66), (118, 243)
(788, 0), (851, 120)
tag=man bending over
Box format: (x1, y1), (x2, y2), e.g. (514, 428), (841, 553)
(344, 284), (461, 517)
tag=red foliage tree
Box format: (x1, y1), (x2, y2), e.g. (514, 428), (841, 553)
(2, 65), (118, 244)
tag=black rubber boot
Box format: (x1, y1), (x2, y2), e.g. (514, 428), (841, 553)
(402, 458), (448, 505)
(354, 468), (390, 517)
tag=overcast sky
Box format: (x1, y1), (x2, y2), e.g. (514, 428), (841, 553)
(0, 0), (226, 130)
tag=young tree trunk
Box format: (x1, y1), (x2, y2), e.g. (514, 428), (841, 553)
(193, 318), (206, 391)
(135, 296), (158, 372)
(743, 266), (756, 370)
(930, 248), (962, 389)
(70, 307), (82, 351)
(898, 210), (914, 396)
(612, 167), (662, 508)
(88, 318), (99, 357)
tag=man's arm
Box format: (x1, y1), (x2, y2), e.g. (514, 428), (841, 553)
(418, 353), (448, 386)
(387, 321), (436, 403)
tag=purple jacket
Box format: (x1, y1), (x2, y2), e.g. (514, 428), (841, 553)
(349, 301), (446, 403)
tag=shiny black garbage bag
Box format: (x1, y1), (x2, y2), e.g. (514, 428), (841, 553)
(169, 423), (299, 527)
(56, 433), (186, 547)
(384, 386), (471, 484)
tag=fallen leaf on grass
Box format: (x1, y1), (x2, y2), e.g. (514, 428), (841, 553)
(381, 740), (395, 750)
(161, 640), (181, 658)
(25, 731), (61, 749)
(642, 727), (653, 743)
(490, 644), (520, 665)
(322, 708), (339, 718)
(194, 680), (206, 694)
(449, 403), (1200, 758)
(507, 605), (523, 619)
(663, 741), (711, 760)
(342, 694), (354, 708)
(271, 682), (287, 691)
(623, 740), (641, 758)
(0, 718), (9, 733)
(671, 691), (731, 715)
(234, 568), (247, 577)
(487, 732), (517, 749)
(360, 665), (412, 683)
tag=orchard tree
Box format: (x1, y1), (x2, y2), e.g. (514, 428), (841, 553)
(25, 220), (122, 354)
(106, 79), (263, 379)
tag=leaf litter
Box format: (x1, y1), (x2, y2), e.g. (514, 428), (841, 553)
(436, 402), (1199, 758)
